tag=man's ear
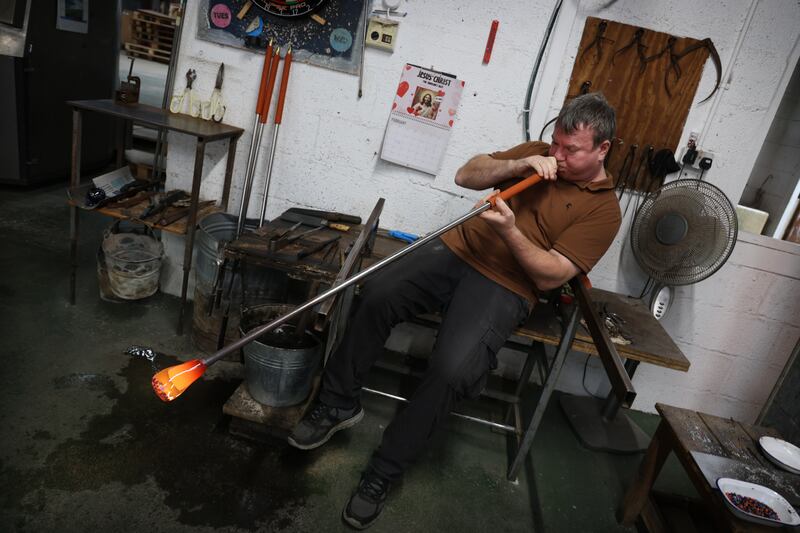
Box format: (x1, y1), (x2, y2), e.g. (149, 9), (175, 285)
(598, 139), (611, 161)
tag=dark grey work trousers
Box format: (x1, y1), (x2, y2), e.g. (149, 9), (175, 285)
(318, 238), (530, 481)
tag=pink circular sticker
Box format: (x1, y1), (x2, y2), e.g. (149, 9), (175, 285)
(210, 4), (232, 28)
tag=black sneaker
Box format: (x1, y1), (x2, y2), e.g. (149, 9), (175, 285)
(287, 401), (364, 450)
(342, 470), (391, 530)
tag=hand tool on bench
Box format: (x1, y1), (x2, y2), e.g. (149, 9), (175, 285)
(266, 221), (302, 251)
(158, 200), (216, 226)
(139, 190), (189, 220)
(285, 207), (362, 225)
(269, 225), (323, 252)
(280, 211), (350, 232)
(257, 45), (293, 227)
(236, 40), (278, 237)
(297, 235), (340, 260)
(151, 173), (543, 401)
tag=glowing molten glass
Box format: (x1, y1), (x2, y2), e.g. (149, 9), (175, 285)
(151, 359), (207, 402)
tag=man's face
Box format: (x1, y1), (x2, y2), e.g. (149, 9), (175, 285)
(548, 125), (609, 182)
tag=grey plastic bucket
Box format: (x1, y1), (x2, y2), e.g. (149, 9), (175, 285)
(102, 225), (163, 300)
(240, 304), (322, 407)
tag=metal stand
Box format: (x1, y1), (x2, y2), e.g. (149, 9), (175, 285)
(560, 360), (649, 453)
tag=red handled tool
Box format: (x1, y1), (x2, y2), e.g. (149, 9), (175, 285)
(483, 20), (499, 64)
(152, 174), (542, 401)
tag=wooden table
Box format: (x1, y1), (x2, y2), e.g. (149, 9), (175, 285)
(619, 403), (800, 532)
(67, 100), (243, 333)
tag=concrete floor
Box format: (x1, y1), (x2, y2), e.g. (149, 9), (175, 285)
(0, 183), (699, 532)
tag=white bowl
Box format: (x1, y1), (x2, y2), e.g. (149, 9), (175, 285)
(716, 477), (800, 527)
(759, 436), (800, 475)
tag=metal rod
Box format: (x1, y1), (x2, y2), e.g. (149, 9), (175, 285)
(201, 173), (542, 367)
(357, 0), (369, 98)
(361, 387), (515, 433)
(257, 123), (280, 226)
(236, 119), (265, 236)
(201, 202), (492, 366)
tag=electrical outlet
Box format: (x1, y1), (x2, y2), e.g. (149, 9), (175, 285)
(693, 150), (715, 170)
(366, 16), (399, 52)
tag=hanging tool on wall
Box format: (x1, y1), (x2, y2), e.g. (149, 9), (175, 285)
(257, 45), (293, 227)
(580, 19), (612, 63)
(615, 144), (637, 199)
(169, 69), (200, 116)
(151, 173), (545, 402)
(623, 145), (653, 219)
(674, 38), (721, 103)
(201, 63), (226, 122)
(611, 28), (648, 72)
(236, 40), (279, 237)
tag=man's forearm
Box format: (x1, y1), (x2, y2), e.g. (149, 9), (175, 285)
(454, 155), (528, 190)
(500, 226), (578, 291)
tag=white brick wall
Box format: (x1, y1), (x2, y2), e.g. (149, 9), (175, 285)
(164, 0), (800, 423)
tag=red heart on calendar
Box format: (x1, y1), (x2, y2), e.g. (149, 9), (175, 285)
(397, 81), (409, 97)
(448, 108), (456, 116)
(392, 102), (397, 110)
(448, 119), (454, 127)
(460, 81), (465, 87)
(407, 106), (416, 114)
(437, 90), (445, 96)
(405, 64), (412, 70)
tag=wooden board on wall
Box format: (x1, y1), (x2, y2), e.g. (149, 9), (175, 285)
(561, 17), (712, 192)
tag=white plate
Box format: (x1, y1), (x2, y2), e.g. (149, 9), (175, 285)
(716, 477), (800, 527)
(759, 436), (800, 475)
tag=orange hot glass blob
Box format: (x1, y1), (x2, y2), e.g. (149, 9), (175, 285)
(151, 359), (207, 402)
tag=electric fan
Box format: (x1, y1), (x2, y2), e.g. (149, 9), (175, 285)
(629, 179), (738, 319)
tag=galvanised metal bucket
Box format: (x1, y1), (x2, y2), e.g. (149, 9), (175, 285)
(240, 303), (322, 407)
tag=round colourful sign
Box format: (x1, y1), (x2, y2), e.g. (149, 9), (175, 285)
(210, 4), (232, 29)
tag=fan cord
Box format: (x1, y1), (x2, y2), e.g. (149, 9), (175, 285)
(637, 277), (654, 299)
(582, 354), (604, 399)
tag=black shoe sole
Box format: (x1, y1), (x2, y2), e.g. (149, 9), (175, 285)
(342, 506), (381, 530)
(287, 408), (364, 450)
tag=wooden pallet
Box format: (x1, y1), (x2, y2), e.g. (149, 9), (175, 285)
(124, 42), (171, 64)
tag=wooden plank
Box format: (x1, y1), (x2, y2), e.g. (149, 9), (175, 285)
(697, 412), (766, 466)
(566, 17), (710, 192)
(656, 403), (727, 456)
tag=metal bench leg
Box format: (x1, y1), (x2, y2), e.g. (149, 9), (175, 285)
(507, 304), (581, 480)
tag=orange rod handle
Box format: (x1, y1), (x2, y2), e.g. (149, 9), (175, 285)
(490, 174), (542, 205)
(274, 46), (293, 125)
(259, 45), (282, 124)
(255, 41), (275, 118)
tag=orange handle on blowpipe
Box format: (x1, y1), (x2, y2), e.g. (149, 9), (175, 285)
(255, 40), (275, 118)
(274, 45), (292, 124)
(489, 173), (542, 206)
(259, 45), (282, 124)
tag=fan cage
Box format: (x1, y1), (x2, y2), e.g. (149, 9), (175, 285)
(630, 179), (738, 286)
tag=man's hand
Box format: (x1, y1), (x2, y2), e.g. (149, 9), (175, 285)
(478, 194), (516, 237)
(521, 155), (558, 181)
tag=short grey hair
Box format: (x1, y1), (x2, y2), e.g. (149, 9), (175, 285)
(555, 93), (616, 147)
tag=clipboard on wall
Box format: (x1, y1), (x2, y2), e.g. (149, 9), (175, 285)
(380, 64), (465, 175)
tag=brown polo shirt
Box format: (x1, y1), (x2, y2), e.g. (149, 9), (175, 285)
(441, 141), (621, 302)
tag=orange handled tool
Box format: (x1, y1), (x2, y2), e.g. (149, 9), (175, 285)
(259, 45), (282, 124)
(489, 173), (542, 207)
(257, 45), (293, 225)
(274, 45), (292, 124)
(152, 174), (544, 401)
(255, 39), (275, 118)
